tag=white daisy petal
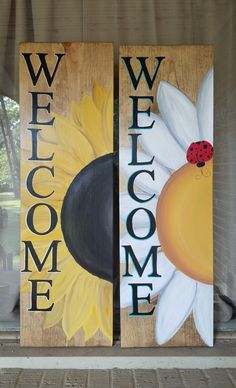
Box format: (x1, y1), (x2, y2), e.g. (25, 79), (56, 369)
(120, 147), (170, 195)
(120, 251), (175, 308)
(197, 69), (213, 144)
(120, 231), (160, 263)
(120, 192), (157, 227)
(193, 282), (213, 346)
(157, 81), (199, 150)
(156, 271), (197, 345)
(138, 113), (186, 170)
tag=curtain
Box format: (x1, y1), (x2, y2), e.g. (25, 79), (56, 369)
(0, 0), (235, 308)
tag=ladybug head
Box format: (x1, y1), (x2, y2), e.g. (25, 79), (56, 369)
(186, 140), (213, 167)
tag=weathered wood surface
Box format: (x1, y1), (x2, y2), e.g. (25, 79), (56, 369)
(119, 45), (213, 347)
(20, 42), (113, 346)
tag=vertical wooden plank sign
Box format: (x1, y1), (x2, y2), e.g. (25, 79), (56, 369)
(20, 43), (113, 346)
(119, 46), (213, 347)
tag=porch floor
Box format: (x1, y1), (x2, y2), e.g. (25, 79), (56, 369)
(0, 337), (236, 386)
(1, 367), (236, 387)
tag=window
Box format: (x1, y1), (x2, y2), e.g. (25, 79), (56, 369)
(0, 96), (20, 330)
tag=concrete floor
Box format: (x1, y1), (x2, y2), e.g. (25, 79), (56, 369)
(1, 338), (236, 386)
(0, 337), (236, 369)
(0, 368), (236, 387)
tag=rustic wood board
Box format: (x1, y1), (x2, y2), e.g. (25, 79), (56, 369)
(119, 45), (213, 347)
(20, 42), (113, 346)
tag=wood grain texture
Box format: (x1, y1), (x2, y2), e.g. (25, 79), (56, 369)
(20, 42), (113, 347)
(119, 45), (213, 347)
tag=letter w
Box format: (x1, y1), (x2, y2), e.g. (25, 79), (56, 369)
(121, 56), (165, 90)
(22, 53), (65, 86)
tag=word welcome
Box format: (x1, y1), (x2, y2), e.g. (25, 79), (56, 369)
(121, 56), (165, 316)
(22, 52), (64, 312)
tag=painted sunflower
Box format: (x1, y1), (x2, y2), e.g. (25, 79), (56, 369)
(120, 69), (213, 346)
(21, 81), (113, 343)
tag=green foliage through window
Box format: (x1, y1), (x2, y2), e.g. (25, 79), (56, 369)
(0, 96), (20, 196)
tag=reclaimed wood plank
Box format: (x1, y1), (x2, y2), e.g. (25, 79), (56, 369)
(20, 42), (113, 346)
(119, 45), (213, 347)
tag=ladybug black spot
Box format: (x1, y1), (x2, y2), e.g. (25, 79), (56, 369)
(197, 162), (205, 168)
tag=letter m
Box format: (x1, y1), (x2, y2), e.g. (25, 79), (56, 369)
(122, 245), (161, 277)
(22, 240), (61, 272)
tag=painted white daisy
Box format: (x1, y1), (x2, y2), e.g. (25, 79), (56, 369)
(120, 69), (213, 346)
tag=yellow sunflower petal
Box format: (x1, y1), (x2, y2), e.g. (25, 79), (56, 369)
(21, 269), (51, 295)
(70, 100), (83, 129)
(21, 283), (30, 293)
(38, 125), (58, 145)
(102, 85), (113, 151)
(54, 148), (83, 177)
(31, 181), (67, 200)
(43, 298), (65, 329)
(27, 165), (70, 193)
(32, 267), (78, 312)
(46, 259), (80, 306)
(83, 306), (99, 342)
(53, 113), (95, 165)
(21, 279), (31, 293)
(92, 81), (106, 111)
(20, 187), (64, 212)
(24, 163), (69, 198)
(21, 223), (62, 241)
(21, 227), (63, 245)
(77, 93), (109, 156)
(97, 280), (113, 343)
(62, 271), (99, 340)
(21, 81), (114, 341)
(22, 141), (56, 161)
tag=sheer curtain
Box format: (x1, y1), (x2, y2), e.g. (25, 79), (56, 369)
(0, 0), (235, 319)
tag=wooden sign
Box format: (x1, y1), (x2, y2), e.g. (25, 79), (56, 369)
(119, 46), (213, 347)
(20, 43), (113, 346)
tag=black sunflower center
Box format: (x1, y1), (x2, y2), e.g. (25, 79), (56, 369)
(61, 153), (114, 282)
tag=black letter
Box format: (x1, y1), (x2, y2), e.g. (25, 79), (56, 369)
(29, 92), (55, 125)
(28, 128), (54, 161)
(127, 208), (156, 239)
(27, 203), (57, 235)
(129, 133), (154, 165)
(123, 245), (161, 277)
(22, 53), (65, 86)
(129, 96), (155, 129)
(28, 279), (54, 311)
(122, 56), (165, 90)
(129, 283), (155, 316)
(128, 170), (155, 203)
(26, 166), (54, 199)
(22, 240), (61, 272)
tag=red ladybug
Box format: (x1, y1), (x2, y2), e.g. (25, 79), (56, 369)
(186, 140), (213, 167)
